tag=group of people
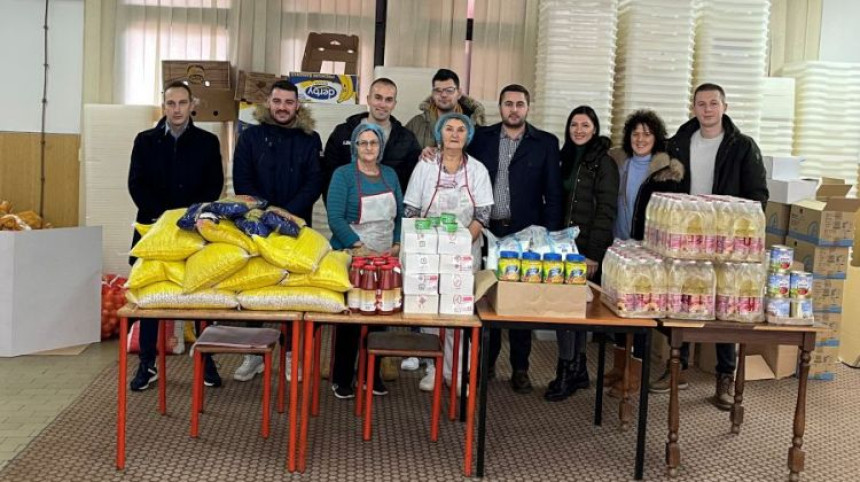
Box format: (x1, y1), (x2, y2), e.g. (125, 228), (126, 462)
(127, 66), (768, 413)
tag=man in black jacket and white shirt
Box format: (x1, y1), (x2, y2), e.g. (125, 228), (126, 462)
(650, 83), (768, 412)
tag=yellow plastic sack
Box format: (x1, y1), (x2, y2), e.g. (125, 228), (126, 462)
(163, 261), (186, 285)
(134, 222), (152, 236)
(196, 219), (259, 255)
(254, 227), (331, 274)
(183, 243), (250, 293)
(126, 281), (238, 309)
(307, 251), (352, 292)
(237, 286), (346, 313)
(280, 272), (311, 287)
(130, 209), (206, 261)
(215, 257), (288, 291)
(126, 259), (168, 289)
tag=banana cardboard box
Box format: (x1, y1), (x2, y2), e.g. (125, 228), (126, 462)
(289, 72), (359, 104)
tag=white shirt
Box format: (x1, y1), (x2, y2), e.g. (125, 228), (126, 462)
(689, 129), (724, 195)
(403, 154), (495, 213)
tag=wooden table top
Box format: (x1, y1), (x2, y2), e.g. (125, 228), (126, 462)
(475, 296), (658, 327)
(659, 318), (829, 333)
(303, 310), (481, 327)
(117, 304), (303, 321)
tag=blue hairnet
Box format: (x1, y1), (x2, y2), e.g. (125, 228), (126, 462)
(434, 113), (474, 147)
(350, 123), (386, 163)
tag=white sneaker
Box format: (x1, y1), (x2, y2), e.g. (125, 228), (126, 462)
(419, 365), (436, 392)
(401, 357), (420, 371)
(285, 352), (302, 382)
(234, 355), (264, 381)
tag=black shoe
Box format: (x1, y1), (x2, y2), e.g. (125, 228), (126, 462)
(544, 359), (576, 402)
(130, 361), (157, 391)
(569, 353), (590, 390)
(547, 359), (565, 393)
(510, 370), (533, 394)
(203, 356), (222, 388)
(332, 384), (355, 399)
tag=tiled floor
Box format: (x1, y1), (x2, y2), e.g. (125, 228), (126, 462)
(0, 341), (118, 470)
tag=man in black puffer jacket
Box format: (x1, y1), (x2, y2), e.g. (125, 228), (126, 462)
(650, 83), (768, 412)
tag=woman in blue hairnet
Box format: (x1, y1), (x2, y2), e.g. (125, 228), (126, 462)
(403, 113), (494, 393)
(326, 123), (403, 400)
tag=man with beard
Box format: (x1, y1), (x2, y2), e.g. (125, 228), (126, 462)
(230, 79), (323, 383)
(467, 84), (564, 393)
(406, 69), (485, 148)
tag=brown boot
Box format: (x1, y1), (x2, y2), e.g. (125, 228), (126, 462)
(608, 357), (641, 398)
(603, 347), (627, 386)
(709, 373), (734, 411)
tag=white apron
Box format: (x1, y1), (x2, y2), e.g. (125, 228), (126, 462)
(423, 155), (481, 271)
(351, 167), (396, 253)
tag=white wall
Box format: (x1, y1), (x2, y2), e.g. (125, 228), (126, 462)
(0, 0), (84, 134)
(819, 0), (860, 62)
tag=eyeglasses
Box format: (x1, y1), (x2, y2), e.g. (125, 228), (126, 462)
(433, 87), (458, 96)
(356, 139), (380, 149)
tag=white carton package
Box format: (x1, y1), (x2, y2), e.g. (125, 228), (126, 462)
(438, 273), (475, 295)
(439, 294), (475, 315)
(766, 178), (818, 204)
(402, 273), (440, 295)
(439, 254), (475, 273)
(401, 253), (440, 273)
(763, 156), (803, 180)
(404, 294), (439, 314)
(400, 219), (438, 254)
(436, 226), (472, 255)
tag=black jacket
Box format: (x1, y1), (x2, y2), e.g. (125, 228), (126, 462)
(232, 105), (323, 226)
(608, 148), (686, 241)
(322, 113), (421, 198)
(467, 122), (564, 235)
(128, 117), (224, 263)
(560, 135), (619, 263)
(668, 115), (768, 209)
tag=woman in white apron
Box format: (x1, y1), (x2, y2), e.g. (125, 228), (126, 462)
(326, 123), (404, 399)
(403, 113), (494, 392)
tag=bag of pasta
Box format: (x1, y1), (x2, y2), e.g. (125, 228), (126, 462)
(237, 286), (346, 312)
(196, 218), (258, 255)
(235, 209), (272, 237)
(126, 281), (238, 309)
(306, 251), (352, 292)
(176, 203), (209, 230)
(183, 243), (250, 293)
(215, 257), (288, 291)
(130, 209), (206, 261)
(261, 206), (304, 237)
(255, 227), (330, 274)
(203, 195), (268, 219)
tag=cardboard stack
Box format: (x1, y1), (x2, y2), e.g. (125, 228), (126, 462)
(763, 156), (816, 248)
(400, 220), (475, 315)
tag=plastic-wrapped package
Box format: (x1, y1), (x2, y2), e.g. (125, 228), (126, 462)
(176, 203), (209, 230)
(215, 257), (288, 291)
(196, 218), (259, 255)
(716, 262), (766, 322)
(126, 259), (168, 289)
(254, 228), (331, 274)
(238, 286), (346, 312)
(601, 245), (667, 318)
(261, 206), (305, 236)
(306, 251), (352, 292)
(202, 195), (268, 219)
(126, 281), (238, 309)
(666, 259), (716, 320)
(234, 209), (272, 237)
(485, 225), (579, 270)
(183, 243), (250, 293)
(130, 209), (206, 261)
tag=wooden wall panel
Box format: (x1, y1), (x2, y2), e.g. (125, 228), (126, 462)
(0, 132), (80, 228)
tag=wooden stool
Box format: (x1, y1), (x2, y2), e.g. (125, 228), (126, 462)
(191, 326), (280, 439)
(363, 331), (444, 441)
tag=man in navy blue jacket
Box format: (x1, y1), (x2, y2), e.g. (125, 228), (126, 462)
(230, 79), (324, 382)
(468, 84), (564, 394)
(127, 81), (224, 392)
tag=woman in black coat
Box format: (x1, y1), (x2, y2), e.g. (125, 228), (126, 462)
(545, 106), (619, 402)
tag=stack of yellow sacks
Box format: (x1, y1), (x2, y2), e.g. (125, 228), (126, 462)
(124, 201), (350, 313)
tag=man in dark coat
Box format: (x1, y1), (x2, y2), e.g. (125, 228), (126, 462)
(468, 84), (564, 394)
(650, 83), (769, 411)
(230, 79), (324, 382)
(127, 81), (224, 391)
(322, 77), (421, 198)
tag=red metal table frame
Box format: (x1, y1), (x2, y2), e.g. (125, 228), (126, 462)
(658, 319), (828, 481)
(300, 311), (482, 476)
(115, 306), (303, 471)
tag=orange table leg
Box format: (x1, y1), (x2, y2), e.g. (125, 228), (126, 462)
(117, 317), (128, 470)
(287, 320), (301, 472)
(278, 324), (288, 414)
(312, 323), (322, 417)
(191, 351), (203, 437)
(262, 351), (272, 439)
(363, 353), (376, 441)
(430, 353), (444, 442)
(355, 325), (369, 417)
(298, 320), (314, 472)
(464, 326), (479, 476)
(449, 328), (461, 421)
(157, 321), (167, 415)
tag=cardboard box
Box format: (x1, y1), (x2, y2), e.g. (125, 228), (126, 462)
(746, 344), (798, 379)
(401, 254), (439, 274)
(814, 323), (841, 344)
(400, 220), (438, 254)
(162, 60), (237, 121)
(402, 273), (439, 295)
(788, 197), (860, 247)
(808, 362), (837, 381)
(811, 279), (845, 312)
(488, 281), (588, 318)
(766, 178), (818, 205)
(838, 265), (860, 366)
(289, 72), (359, 104)
(403, 294), (438, 315)
(765, 201), (791, 235)
(235, 70), (289, 104)
(765, 232), (786, 249)
(763, 156), (803, 180)
(784, 236), (850, 279)
(439, 254), (475, 274)
(439, 294), (475, 315)
(435, 226), (472, 255)
(191, 88), (239, 122)
(439, 273), (474, 295)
